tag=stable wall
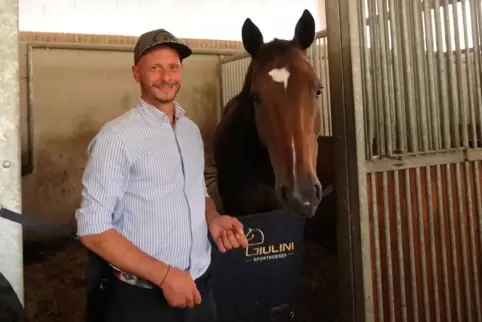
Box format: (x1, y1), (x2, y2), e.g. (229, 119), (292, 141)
(18, 32), (245, 241)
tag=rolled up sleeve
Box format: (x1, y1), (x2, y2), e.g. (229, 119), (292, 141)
(75, 124), (130, 237)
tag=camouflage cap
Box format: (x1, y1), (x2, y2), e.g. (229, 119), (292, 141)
(133, 29), (192, 65)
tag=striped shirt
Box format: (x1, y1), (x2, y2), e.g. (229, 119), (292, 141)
(75, 98), (212, 280)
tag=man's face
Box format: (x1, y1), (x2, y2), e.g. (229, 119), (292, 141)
(132, 46), (183, 104)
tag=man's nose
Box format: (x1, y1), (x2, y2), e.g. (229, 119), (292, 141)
(161, 70), (173, 82)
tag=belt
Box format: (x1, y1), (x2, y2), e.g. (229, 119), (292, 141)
(112, 266), (212, 290)
(112, 267), (156, 289)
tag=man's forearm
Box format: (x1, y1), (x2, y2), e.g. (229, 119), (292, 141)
(79, 229), (169, 286)
(205, 197), (221, 225)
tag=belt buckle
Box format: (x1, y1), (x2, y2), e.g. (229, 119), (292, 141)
(114, 269), (154, 289)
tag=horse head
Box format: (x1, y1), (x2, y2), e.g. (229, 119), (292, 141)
(240, 9), (323, 218)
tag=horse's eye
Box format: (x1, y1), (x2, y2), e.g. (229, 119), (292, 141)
(315, 86), (323, 97)
(251, 92), (262, 105)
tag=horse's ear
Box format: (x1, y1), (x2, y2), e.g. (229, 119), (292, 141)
(242, 18), (264, 56)
(293, 9), (316, 50)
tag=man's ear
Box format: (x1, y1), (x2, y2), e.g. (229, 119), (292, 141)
(132, 65), (140, 83)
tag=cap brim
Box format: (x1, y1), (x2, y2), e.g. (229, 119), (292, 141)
(136, 41), (192, 64)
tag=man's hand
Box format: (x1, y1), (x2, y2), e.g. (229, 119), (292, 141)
(208, 215), (249, 253)
(159, 266), (202, 308)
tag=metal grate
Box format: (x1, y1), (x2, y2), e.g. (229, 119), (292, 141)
(358, 0), (482, 321)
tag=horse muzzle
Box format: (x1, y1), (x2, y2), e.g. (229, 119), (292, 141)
(276, 179), (322, 218)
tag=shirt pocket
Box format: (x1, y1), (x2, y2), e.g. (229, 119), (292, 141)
(180, 138), (205, 180)
(130, 142), (183, 190)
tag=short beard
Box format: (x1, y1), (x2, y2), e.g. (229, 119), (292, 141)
(141, 82), (181, 104)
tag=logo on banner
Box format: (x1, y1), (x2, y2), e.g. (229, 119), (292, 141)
(244, 228), (295, 263)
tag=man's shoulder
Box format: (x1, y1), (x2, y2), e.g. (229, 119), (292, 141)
(96, 107), (143, 138)
(105, 107), (142, 131)
(88, 108), (141, 151)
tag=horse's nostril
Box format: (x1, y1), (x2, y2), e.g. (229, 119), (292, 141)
(315, 184), (322, 200)
(281, 185), (289, 202)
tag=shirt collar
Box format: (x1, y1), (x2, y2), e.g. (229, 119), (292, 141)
(137, 98), (186, 124)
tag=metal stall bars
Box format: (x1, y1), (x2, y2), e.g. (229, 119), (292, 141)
(0, 0), (24, 306)
(327, 0), (482, 321)
(219, 30), (333, 136)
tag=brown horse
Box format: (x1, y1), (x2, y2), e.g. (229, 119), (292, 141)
(213, 8), (336, 235)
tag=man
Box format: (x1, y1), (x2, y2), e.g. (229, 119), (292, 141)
(75, 28), (248, 322)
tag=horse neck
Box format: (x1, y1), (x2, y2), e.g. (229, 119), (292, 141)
(232, 62), (262, 151)
(231, 92), (274, 180)
(235, 94), (270, 161)
(215, 61), (273, 182)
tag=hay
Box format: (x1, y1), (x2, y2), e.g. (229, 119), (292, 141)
(296, 242), (341, 322)
(23, 239), (339, 322)
(24, 240), (87, 322)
